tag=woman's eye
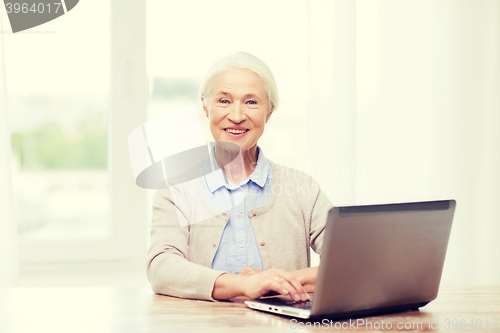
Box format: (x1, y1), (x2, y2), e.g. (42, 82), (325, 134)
(219, 99), (229, 104)
(247, 100), (257, 105)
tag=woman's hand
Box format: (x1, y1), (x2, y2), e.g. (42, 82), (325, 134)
(239, 268), (310, 301)
(212, 268), (310, 301)
(289, 266), (319, 293)
(237, 266), (262, 276)
(237, 266), (319, 293)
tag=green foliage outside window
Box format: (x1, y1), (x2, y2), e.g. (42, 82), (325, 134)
(11, 123), (107, 170)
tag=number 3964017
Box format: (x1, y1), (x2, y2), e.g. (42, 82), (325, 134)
(4, 2), (63, 14)
(443, 318), (499, 330)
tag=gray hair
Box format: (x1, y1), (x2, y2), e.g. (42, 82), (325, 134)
(199, 52), (279, 114)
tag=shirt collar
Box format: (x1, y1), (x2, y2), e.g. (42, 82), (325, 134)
(249, 147), (270, 188)
(203, 146), (270, 193)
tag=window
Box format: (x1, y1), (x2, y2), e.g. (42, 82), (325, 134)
(3, 0), (148, 264)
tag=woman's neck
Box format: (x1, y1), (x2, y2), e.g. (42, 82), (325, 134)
(214, 145), (258, 185)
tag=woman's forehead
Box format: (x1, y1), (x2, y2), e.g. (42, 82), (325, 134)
(210, 68), (268, 96)
(214, 68), (261, 84)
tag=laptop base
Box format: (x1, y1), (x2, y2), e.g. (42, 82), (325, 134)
(246, 297), (429, 320)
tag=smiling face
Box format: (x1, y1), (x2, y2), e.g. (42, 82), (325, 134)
(203, 68), (272, 155)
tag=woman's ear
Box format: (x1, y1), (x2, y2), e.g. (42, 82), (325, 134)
(201, 98), (209, 118)
(265, 109), (273, 123)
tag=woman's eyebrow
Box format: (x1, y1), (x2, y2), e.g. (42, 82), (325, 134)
(215, 92), (260, 100)
(243, 93), (260, 100)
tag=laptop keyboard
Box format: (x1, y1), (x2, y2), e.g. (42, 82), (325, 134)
(287, 299), (313, 310)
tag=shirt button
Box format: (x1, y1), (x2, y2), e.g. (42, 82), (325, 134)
(213, 244), (216, 248)
(237, 188), (241, 191)
(239, 243), (244, 248)
(260, 241), (265, 246)
(252, 212), (257, 216)
(237, 213), (242, 218)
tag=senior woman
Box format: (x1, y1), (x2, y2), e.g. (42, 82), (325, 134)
(147, 52), (332, 302)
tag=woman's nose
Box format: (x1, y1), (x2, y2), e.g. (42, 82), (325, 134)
(228, 103), (245, 123)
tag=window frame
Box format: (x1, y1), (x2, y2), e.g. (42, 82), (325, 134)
(19, 0), (148, 267)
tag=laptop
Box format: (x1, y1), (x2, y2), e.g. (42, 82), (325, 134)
(245, 199), (456, 319)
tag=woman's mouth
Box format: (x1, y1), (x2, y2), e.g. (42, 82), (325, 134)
(224, 128), (249, 137)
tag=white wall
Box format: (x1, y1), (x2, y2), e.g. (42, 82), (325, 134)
(308, 0), (500, 285)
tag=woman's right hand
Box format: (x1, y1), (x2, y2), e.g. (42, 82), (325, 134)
(238, 268), (310, 301)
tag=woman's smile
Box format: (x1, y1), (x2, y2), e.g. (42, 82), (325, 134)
(224, 126), (250, 137)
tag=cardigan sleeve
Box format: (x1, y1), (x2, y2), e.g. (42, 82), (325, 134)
(308, 177), (334, 257)
(146, 187), (226, 301)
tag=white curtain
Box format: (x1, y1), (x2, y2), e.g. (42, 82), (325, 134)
(0, 12), (18, 287)
(308, 0), (500, 285)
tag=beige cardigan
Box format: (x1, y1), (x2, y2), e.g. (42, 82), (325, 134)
(146, 161), (333, 301)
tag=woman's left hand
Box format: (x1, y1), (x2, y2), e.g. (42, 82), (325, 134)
(237, 266), (318, 292)
(212, 267), (317, 300)
(238, 266), (262, 276)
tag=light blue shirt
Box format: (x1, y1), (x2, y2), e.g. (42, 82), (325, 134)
(201, 146), (273, 274)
